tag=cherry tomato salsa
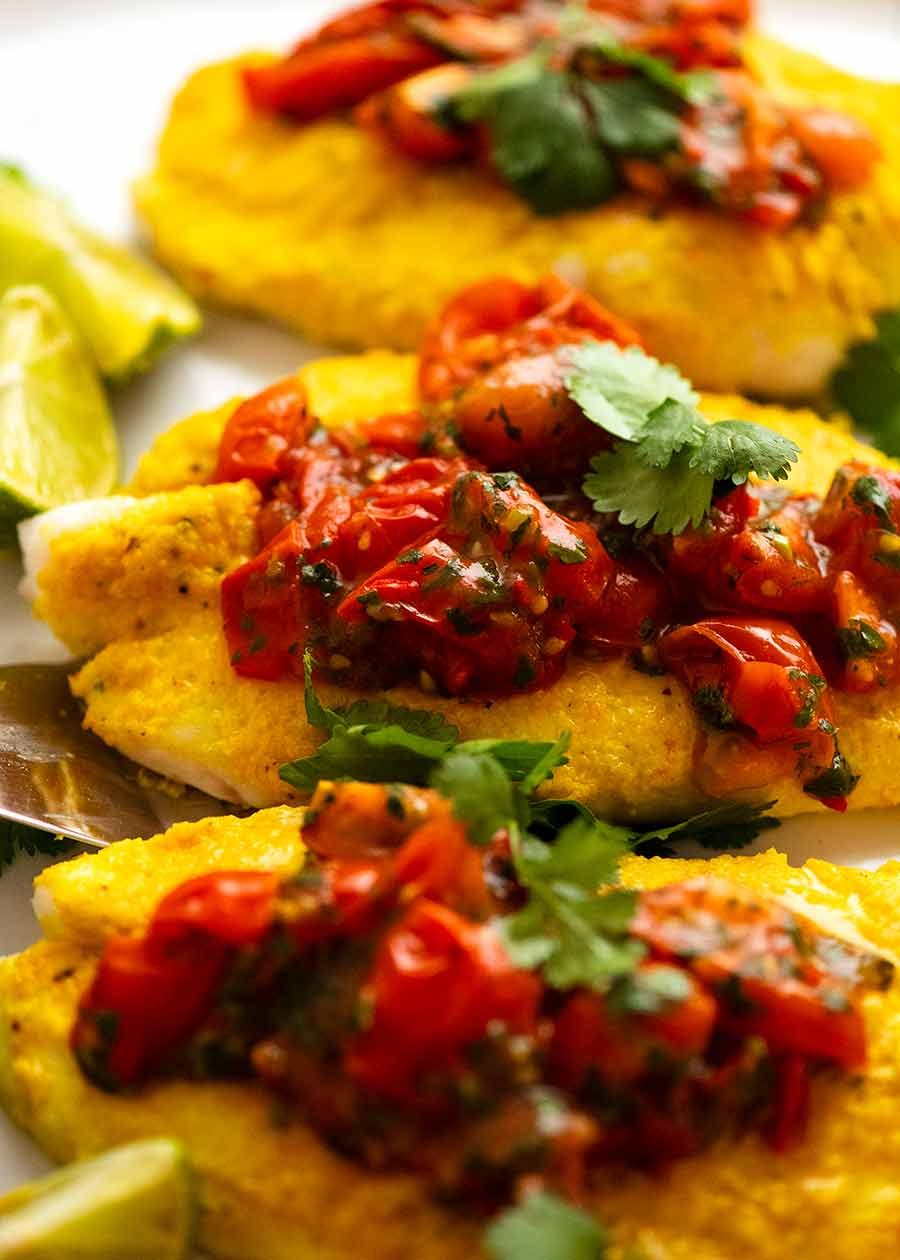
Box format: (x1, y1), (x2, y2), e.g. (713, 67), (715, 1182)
(242, 0), (878, 228)
(213, 274), (900, 809)
(73, 781), (892, 1206)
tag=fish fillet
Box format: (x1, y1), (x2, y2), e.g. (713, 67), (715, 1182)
(2, 821), (900, 1260)
(134, 35), (900, 398)
(20, 354), (900, 821)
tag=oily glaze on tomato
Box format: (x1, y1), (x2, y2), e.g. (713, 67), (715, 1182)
(657, 616), (856, 808)
(419, 274), (639, 479)
(73, 780), (892, 1196)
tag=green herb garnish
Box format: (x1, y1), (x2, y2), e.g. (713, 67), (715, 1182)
(850, 473), (896, 530)
(570, 342), (799, 534)
(496, 814), (643, 988)
(280, 652), (569, 795)
(838, 619), (887, 659)
(832, 310), (900, 457)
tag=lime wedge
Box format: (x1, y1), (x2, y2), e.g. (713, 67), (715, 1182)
(0, 1138), (195, 1259)
(0, 285), (118, 545)
(0, 165), (200, 381)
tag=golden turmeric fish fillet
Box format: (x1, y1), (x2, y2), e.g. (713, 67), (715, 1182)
(3, 818), (900, 1260)
(134, 35), (900, 400)
(19, 352), (900, 822)
(15, 355), (900, 821)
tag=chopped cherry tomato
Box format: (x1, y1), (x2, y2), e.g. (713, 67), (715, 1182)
(338, 470), (613, 695)
(287, 858), (388, 948)
(671, 490), (830, 616)
(658, 616), (854, 806)
(149, 871), (279, 949)
(632, 878), (869, 1071)
(582, 552), (673, 653)
(357, 409), (432, 457)
(346, 899), (539, 1099)
(221, 522), (310, 681)
(832, 569), (897, 693)
(72, 934), (227, 1087)
(767, 1054), (810, 1152)
(392, 815), (493, 916)
(419, 273), (640, 400)
(214, 378), (310, 488)
(357, 62), (475, 162)
(419, 274), (640, 479)
(550, 963), (716, 1089)
(816, 463), (900, 600)
(303, 781), (445, 859)
(243, 31), (442, 120)
(791, 109), (880, 190)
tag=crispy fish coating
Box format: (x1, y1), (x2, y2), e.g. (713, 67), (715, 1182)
(3, 825), (900, 1260)
(22, 353), (900, 821)
(134, 36), (900, 399)
(21, 481), (260, 658)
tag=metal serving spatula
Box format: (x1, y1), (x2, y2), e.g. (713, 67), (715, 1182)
(0, 663), (237, 849)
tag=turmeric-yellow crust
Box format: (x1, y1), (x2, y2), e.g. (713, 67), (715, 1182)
(135, 35), (900, 398)
(3, 823), (900, 1260)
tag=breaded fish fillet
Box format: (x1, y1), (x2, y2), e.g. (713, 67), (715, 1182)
(134, 35), (900, 399)
(20, 354), (900, 821)
(3, 819), (900, 1260)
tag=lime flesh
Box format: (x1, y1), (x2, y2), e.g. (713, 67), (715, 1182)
(0, 165), (200, 382)
(0, 285), (119, 544)
(0, 1138), (195, 1259)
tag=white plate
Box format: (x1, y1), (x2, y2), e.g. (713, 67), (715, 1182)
(1, 0), (899, 1200)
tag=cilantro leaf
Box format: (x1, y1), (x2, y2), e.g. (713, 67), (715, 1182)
(634, 397), (706, 467)
(280, 651), (461, 790)
(634, 800), (780, 855)
(564, 342), (698, 442)
(584, 442), (715, 534)
(576, 356), (799, 534)
(497, 816), (643, 989)
(283, 651), (570, 802)
(455, 68), (618, 215)
(429, 749), (523, 844)
(1, 818), (72, 874)
(832, 309), (900, 456)
(280, 729), (447, 792)
(851, 473), (896, 530)
(485, 1192), (608, 1260)
(690, 420), (799, 484)
(569, 341), (799, 534)
(454, 733), (570, 788)
(838, 619), (887, 659)
(582, 77), (682, 156)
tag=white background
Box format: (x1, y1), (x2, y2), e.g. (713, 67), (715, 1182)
(0, 0), (899, 1195)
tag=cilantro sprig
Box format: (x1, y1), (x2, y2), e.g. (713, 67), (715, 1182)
(1, 818), (72, 875)
(281, 653), (780, 989)
(279, 651), (571, 802)
(446, 10), (718, 216)
(497, 815), (641, 989)
(566, 341), (799, 534)
(832, 309), (900, 457)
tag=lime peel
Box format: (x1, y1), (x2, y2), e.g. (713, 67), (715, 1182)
(0, 165), (200, 381)
(0, 1138), (195, 1259)
(0, 285), (118, 542)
